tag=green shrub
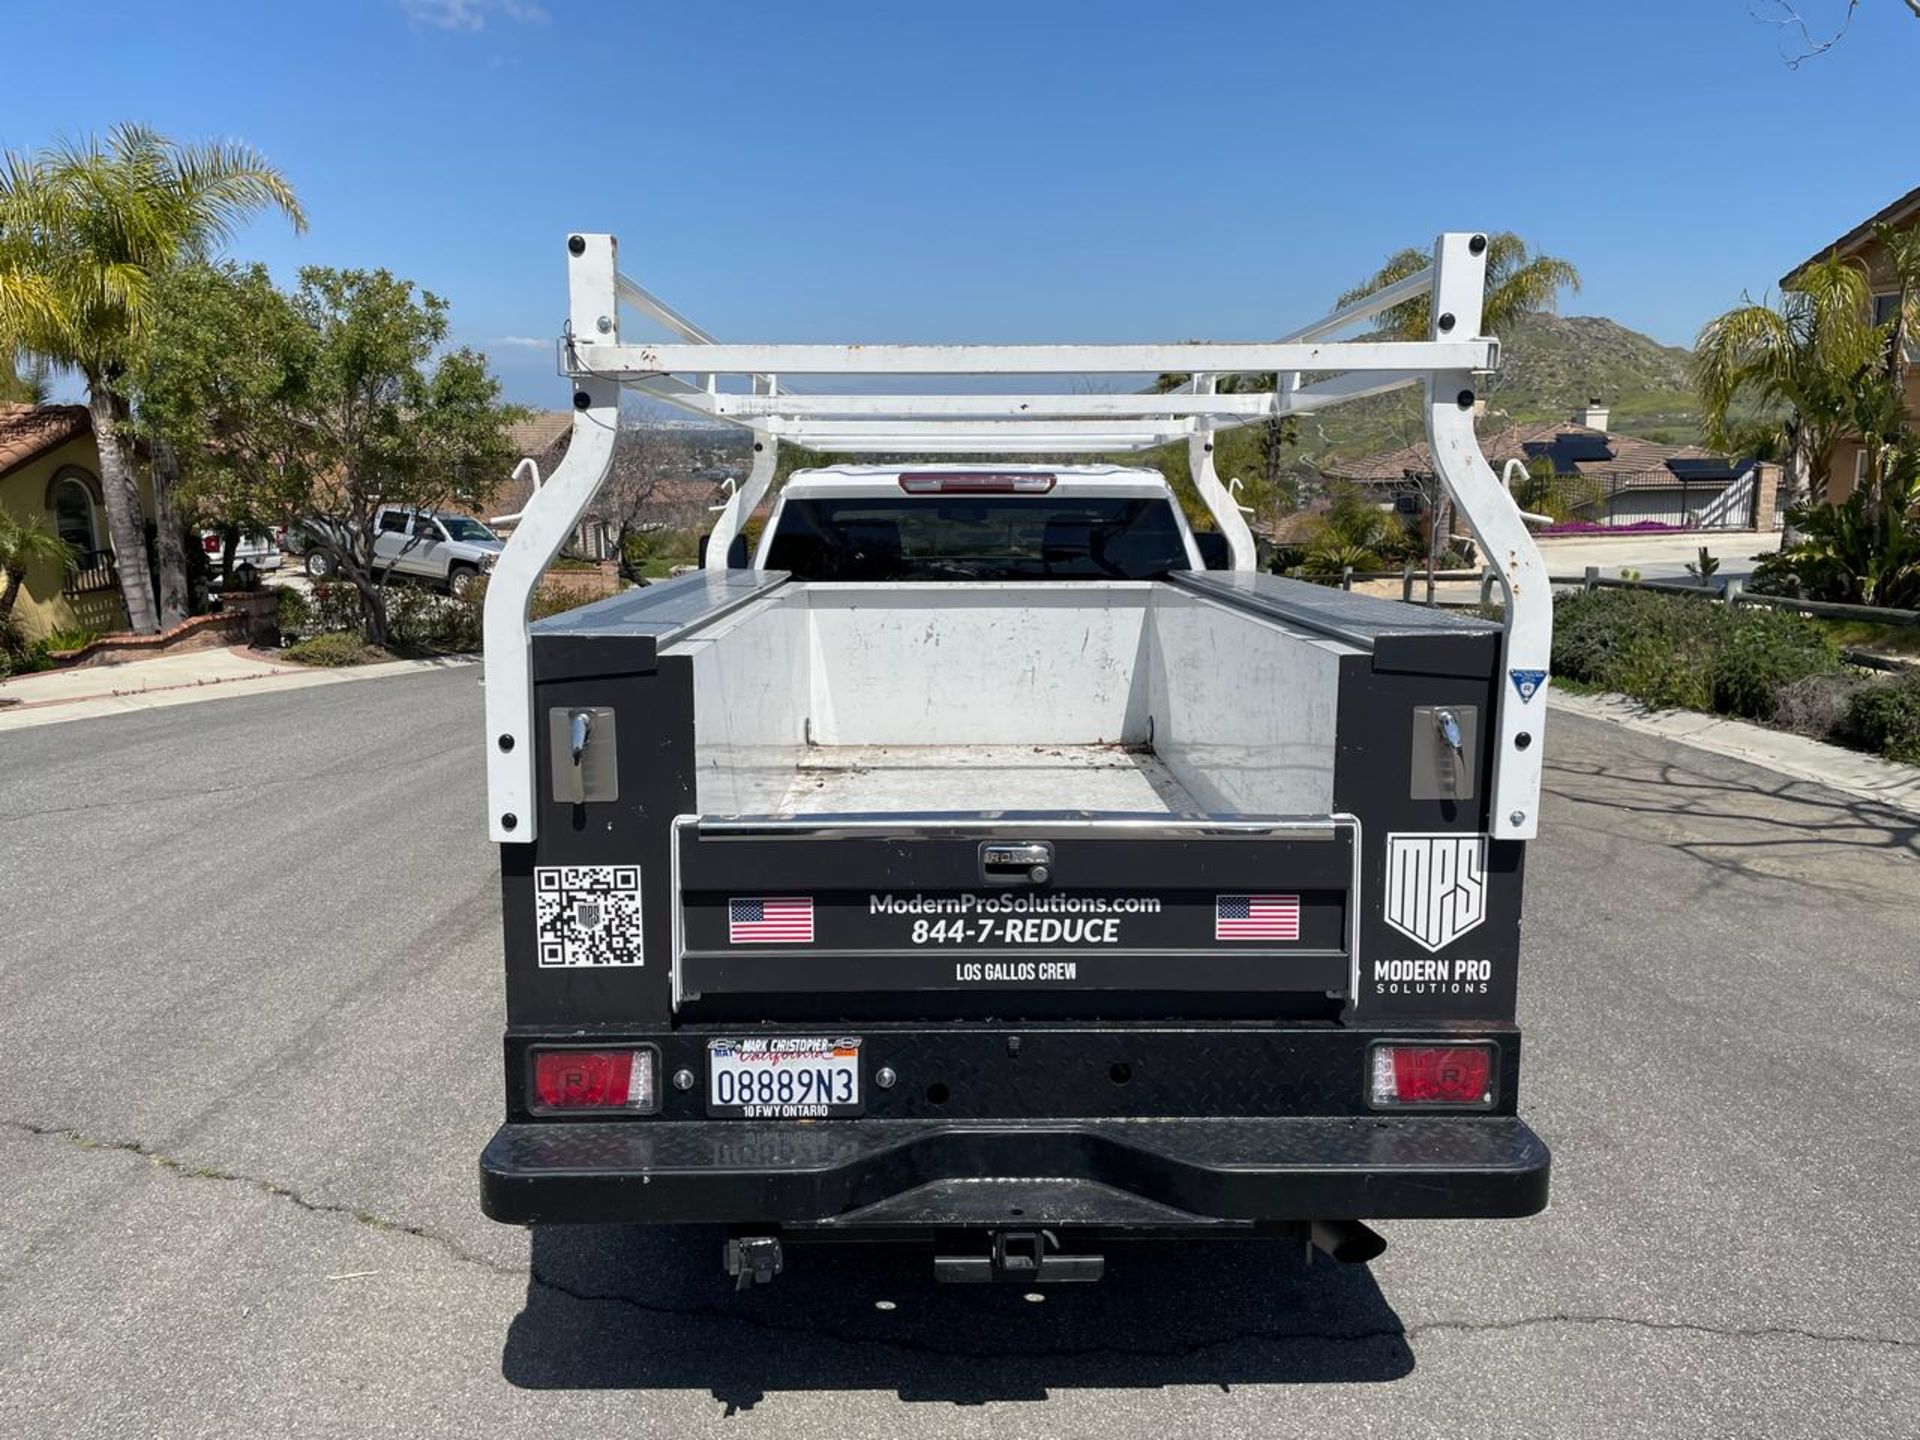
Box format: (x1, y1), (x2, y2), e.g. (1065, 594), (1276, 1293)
(492, 576), (603, 623)
(0, 611), (41, 676)
(388, 576), (593, 652)
(1295, 488), (1418, 576)
(1757, 467), (1920, 609)
(1301, 539), (1380, 577)
(1705, 608), (1841, 720)
(1610, 628), (1711, 710)
(281, 631), (380, 667)
(308, 581), (365, 633)
(40, 625), (102, 653)
(1551, 589), (1842, 719)
(1847, 674), (1920, 765)
(1552, 590), (1708, 688)
(384, 585), (482, 652)
(274, 585), (314, 635)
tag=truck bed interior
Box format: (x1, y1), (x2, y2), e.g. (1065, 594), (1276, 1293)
(657, 578), (1364, 819)
(777, 743), (1198, 815)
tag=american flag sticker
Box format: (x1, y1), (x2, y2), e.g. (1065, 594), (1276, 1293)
(728, 896), (815, 944)
(1215, 894), (1301, 941)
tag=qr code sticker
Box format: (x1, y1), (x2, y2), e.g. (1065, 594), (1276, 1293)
(533, 865), (643, 967)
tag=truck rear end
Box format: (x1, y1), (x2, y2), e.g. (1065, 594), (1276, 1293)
(478, 231), (1552, 1283)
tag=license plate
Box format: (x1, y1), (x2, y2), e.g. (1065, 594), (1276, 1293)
(707, 1037), (863, 1118)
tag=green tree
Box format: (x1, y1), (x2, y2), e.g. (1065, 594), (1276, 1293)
(134, 263), (522, 646)
(1337, 234), (1582, 578)
(1694, 253), (1883, 514)
(0, 124), (303, 632)
(129, 262), (312, 590)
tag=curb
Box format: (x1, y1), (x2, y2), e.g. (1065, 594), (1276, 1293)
(0, 654), (477, 732)
(1548, 690), (1920, 819)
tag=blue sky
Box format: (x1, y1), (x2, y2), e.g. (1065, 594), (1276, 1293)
(3, 0), (1915, 405)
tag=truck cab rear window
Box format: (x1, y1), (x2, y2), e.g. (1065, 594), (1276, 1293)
(765, 497), (1192, 581)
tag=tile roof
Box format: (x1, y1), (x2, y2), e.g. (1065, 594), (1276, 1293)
(0, 404), (90, 479)
(483, 411), (577, 517)
(508, 410), (574, 458)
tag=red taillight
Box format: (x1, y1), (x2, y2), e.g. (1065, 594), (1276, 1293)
(898, 471), (1056, 495)
(531, 1048), (656, 1112)
(1370, 1044), (1494, 1107)
(201, 534), (221, 553)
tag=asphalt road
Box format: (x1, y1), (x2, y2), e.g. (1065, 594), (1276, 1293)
(2, 668), (1915, 1437)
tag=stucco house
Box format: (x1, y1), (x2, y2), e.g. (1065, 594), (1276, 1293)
(1780, 182), (1920, 502)
(0, 404), (150, 640)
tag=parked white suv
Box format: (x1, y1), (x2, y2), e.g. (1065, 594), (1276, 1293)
(303, 506), (504, 597)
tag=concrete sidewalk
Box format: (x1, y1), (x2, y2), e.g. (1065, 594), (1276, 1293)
(0, 645), (476, 732)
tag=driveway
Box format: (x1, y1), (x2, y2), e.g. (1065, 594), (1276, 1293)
(0, 671), (1913, 1437)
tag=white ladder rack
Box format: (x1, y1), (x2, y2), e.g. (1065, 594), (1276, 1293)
(483, 231), (1551, 845)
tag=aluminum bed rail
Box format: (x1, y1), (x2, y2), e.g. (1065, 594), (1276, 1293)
(483, 231), (1550, 846)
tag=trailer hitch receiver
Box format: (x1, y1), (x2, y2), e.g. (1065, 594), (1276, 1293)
(934, 1229), (1106, 1283)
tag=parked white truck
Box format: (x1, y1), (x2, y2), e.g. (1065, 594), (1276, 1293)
(477, 231), (1553, 1286)
(300, 504), (503, 595)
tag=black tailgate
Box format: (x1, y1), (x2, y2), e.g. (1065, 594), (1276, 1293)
(673, 816), (1356, 1008)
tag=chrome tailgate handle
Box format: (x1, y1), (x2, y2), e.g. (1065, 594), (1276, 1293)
(980, 841), (1054, 885)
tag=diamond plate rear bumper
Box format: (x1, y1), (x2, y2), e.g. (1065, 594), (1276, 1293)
(479, 1114), (1550, 1227)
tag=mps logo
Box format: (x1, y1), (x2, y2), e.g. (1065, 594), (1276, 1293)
(1384, 833), (1489, 952)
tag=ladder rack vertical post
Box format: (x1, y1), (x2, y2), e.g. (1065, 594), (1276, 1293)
(483, 233), (621, 845)
(1423, 232), (1551, 842)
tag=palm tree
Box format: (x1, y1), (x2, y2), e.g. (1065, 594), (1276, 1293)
(0, 508), (77, 621)
(1336, 232), (1582, 341)
(0, 125), (304, 632)
(1694, 253), (1882, 515)
(1331, 234), (1580, 579)
(1870, 220), (1920, 390)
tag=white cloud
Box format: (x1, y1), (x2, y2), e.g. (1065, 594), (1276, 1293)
(399, 0), (549, 32)
(492, 336), (553, 349)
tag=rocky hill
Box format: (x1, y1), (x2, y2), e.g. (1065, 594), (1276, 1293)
(1289, 312), (1716, 466)
(1493, 313), (1701, 438)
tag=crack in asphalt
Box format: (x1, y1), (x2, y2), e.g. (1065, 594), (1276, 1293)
(10, 1118), (1917, 1362)
(3, 1119), (517, 1280)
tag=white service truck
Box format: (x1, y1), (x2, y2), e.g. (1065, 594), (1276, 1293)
(476, 231), (1553, 1286)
